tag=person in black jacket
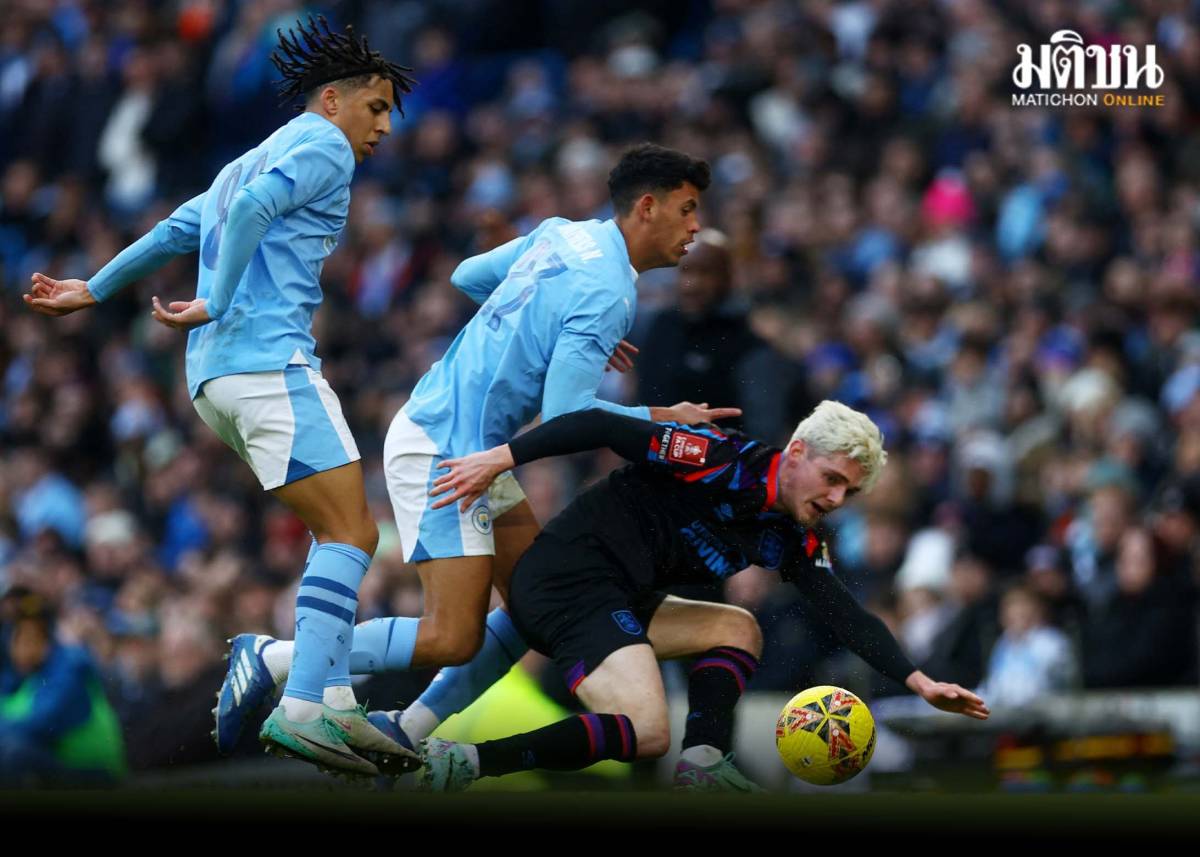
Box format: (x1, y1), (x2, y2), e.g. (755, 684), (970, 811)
(392, 401), (988, 792)
(635, 229), (803, 445)
(1082, 526), (1198, 688)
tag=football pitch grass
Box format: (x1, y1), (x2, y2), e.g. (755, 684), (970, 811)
(4, 789), (1200, 837)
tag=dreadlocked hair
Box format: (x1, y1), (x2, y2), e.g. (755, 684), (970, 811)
(272, 15), (417, 114)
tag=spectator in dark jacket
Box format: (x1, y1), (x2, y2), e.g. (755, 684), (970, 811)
(1082, 527), (1199, 688)
(634, 229), (803, 446)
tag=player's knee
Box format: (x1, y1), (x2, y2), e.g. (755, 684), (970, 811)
(428, 625), (485, 666)
(631, 714), (671, 759)
(723, 606), (763, 658)
(317, 517), (378, 555)
(355, 518), (379, 556)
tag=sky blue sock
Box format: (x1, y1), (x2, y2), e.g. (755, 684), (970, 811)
(349, 616), (420, 673)
(284, 542), (369, 702)
(417, 607), (528, 721)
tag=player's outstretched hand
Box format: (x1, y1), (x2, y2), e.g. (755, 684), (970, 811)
(151, 296), (213, 331)
(23, 273), (97, 316)
(655, 401), (743, 425)
(605, 339), (639, 373)
(431, 444), (517, 512)
(917, 680), (990, 720)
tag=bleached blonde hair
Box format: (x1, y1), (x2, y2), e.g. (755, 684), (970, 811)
(791, 400), (888, 492)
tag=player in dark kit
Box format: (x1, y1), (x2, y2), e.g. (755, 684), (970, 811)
(374, 401), (989, 791)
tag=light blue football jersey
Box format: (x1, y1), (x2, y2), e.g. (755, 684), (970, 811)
(183, 112), (354, 398)
(404, 217), (644, 455)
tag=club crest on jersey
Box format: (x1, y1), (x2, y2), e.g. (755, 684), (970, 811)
(471, 504), (492, 535)
(759, 530), (785, 569)
(815, 541), (833, 569)
(668, 431), (709, 465)
(611, 609), (643, 635)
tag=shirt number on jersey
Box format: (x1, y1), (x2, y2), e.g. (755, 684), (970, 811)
(480, 241), (566, 331)
(201, 151), (269, 270)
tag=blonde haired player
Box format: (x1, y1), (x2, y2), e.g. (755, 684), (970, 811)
(394, 401), (988, 790)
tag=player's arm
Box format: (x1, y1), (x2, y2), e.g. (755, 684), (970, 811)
(789, 564), (990, 720)
(24, 193), (204, 316)
(431, 409), (739, 510)
(199, 170), (294, 321)
(450, 233), (537, 304)
(542, 289), (741, 423)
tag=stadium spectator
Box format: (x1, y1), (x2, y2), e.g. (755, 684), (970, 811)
(1080, 526), (1199, 689)
(0, 587), (126, 785)
(977, 583), (1078, 709)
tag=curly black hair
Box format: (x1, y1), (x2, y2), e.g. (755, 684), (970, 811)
(272, 15), (417, 113)
(607, 144), (711, 214)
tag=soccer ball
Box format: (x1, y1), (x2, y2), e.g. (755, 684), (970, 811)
(775, 685), (876, 785)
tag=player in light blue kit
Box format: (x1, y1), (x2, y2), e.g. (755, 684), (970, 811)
(23, 17), (418, 777)
(234, 146), (741, 757)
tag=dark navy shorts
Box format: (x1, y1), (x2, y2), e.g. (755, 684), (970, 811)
(508, 531), (666, 695)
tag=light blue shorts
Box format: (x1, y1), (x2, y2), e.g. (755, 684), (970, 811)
(383, 409), (526, 562)
(194, 365), (360, 490)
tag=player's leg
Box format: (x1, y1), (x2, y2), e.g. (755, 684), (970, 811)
(229, 513), (518, 751)
(419, 644), (659, 792)
(645, 595), (764, 791)
(200, 369), (398, 774)
(416, 535), (657, 791)
(399, 488), (538, 742)
(268, 461), (417, 771)
(246, 408), (498, 680)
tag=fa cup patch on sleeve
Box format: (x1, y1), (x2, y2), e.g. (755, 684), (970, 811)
(667, 431), (709, 465)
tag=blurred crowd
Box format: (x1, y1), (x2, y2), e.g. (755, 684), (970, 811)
(2, 0), (1200, 781)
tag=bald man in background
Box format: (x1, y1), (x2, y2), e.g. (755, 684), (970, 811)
(634, 230), (804, 446)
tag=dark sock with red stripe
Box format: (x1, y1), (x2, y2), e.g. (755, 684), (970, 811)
(475, 713), (637, 777)
(683, 646), (759, 752)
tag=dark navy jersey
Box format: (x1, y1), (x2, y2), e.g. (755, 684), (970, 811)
(515, 414), (833, 589)
(508, 408), (917, 685)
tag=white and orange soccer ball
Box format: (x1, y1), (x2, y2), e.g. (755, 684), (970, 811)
(775, 685), (876, 785)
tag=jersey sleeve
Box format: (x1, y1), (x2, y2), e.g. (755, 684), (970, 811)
(450, 227), (551, 304)
(552, 276), (632, 372)
(204, 170), (292, 319)
(87, 193), (204, 302)
(542, 347), (650, 421)
(509, 409), (739, 478)
(265, 125), (354, 212)
(786, 553), (917, 684)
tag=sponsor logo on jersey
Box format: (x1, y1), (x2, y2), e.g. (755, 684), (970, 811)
(680, 520), (741, 578)
(668, 431), (709, 465)
(655, 427), (674, 461)
(611, 609), (643, 635)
